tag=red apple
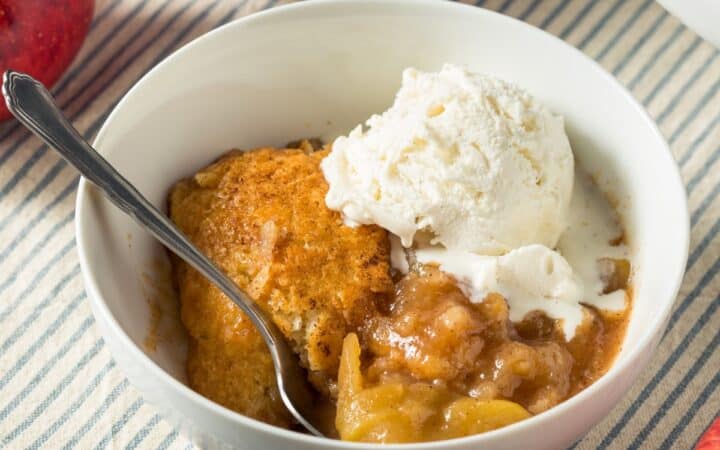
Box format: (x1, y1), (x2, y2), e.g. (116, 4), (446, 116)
(0, 0), (94, 122)
(697, 417), (720, 450)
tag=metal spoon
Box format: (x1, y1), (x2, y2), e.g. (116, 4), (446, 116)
(2, 70), (326, 437)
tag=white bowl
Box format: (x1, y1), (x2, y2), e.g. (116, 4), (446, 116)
(75, 1), (689, 449)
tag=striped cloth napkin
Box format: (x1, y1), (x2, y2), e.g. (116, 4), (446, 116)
(0, 0), (717, 449)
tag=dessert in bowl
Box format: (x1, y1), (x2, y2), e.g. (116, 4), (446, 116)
(167, 64), (634, 442)
(75, 1), (688, 449)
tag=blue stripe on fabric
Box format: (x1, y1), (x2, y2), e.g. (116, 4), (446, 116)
(49, 0), (177, 125)
(498, 0), (514, 13)
(27, 360), (116, 450)
(88, 0), (125, 32)
(0, 145), (51, 202)
(0, 317), (95, 422)
(679, 112), (720, 166)
(546, 0), (656, 83)
(0, 129), (24, 153)
(146, 0), (225, 70)
(598, 271), (720, 448)
(559, 2), (597, 40)
(669, 223), (720, 333)
(0, 249), (78, 325)
(594, 0), (653, 60)
(52, 0), (151, 103)
(627, 326), (720, 449)
(686, 145), (720, 195)
(627, 24), (684, 90)
(691, 181), (720, 227)
(1, 340), (105, 445)
(0, 157), (66, 232)
(60, 379), (130, 450)
(93, 398), (144, 450)
(656, 52), (719, 124)
(125, 414), (162, 450)
(612, 11), (668, 75)
(0, 292), (85, 391)
(0, 0), (154, 169)
(685, 219), (720, 278)
(668, 76), (720, 143)
(642, 36), (703, 105)
(517, 0), (542, 21)
(210, 0), (245, 29)
(538, 0), (572, 30)
(155, 430), (179, 450)
(182, 443), (194, 450)
(576, 0), (623, 50)
(0, 210), (74, 298)
(0, 177), (77, 265)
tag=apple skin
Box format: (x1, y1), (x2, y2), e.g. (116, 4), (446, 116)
(0, 0), (94, 122)
(696, 417), (720, 450)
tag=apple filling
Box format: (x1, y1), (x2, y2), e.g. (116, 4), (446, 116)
(335, 266), (629, 443)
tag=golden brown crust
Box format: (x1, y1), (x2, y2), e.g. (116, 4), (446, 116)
(186, 336), (290, 426)
(168, 146), (393, 425)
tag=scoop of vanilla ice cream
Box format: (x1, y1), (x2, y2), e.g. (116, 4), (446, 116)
(321, 64), (574, 254)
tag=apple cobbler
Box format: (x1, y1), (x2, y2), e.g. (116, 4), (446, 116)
(167, 141), (631, 443)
